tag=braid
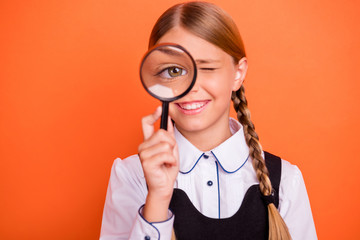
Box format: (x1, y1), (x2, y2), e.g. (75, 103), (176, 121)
(232, 85), (292, 240)
(232, 86), (272, 195)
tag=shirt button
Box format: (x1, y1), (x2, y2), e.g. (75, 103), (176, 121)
(144, 236), (151, 240)
(203, 154), (209, 159)
(207, 180), (213, 186)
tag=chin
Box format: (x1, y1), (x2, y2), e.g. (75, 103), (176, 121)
(174, 119), (208, 133)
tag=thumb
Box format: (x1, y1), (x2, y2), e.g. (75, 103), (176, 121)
(141, 106), (162, 140)
(167, 115), (175, 135)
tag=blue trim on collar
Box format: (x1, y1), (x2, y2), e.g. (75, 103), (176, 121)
(179, 153), (205, 174)
(215, 161), (221, 219)
(211, 151), (249, 174)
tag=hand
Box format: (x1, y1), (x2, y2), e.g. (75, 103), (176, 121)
(138, 106), (179, 221)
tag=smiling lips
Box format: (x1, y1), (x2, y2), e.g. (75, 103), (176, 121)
(175, 100), (210, 115)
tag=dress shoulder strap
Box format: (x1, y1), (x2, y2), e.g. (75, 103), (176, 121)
(264, 151), (282, 208)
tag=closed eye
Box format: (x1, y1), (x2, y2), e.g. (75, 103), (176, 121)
(199, 68), (217, 71)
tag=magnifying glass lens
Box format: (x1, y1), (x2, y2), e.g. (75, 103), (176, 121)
(140, 44), (196, 101)
(140, 44), (197, 130)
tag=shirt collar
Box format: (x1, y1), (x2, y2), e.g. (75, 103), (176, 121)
(174, 118), (250, 174)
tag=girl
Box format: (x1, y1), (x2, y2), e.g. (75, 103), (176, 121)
(100, 2), (317, 240)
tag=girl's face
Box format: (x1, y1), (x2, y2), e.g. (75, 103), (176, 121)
(157, 27), (246, 137)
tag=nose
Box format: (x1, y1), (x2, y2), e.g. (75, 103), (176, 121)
(190, 81), (199, 92)
(189, 70), (202, 93)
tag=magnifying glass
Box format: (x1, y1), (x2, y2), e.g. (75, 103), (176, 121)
(140, 43), (197, 130)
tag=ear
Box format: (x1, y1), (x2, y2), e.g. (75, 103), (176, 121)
(232, 57), (248, 91)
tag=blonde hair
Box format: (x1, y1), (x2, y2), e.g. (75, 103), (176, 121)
(149, 2), (291, 239)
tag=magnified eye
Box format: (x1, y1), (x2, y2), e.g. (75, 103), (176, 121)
(157, 66), (188, 79)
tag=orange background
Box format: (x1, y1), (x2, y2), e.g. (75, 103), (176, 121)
(1, 0), (359, 239)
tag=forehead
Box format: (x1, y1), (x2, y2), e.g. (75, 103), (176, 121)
(156, 27), (231, 63)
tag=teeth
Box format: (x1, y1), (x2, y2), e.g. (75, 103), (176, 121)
(179, 102), (206, 110)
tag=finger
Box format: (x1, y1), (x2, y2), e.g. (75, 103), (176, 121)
(168, 143), (180, 175)
(139, 141), (174, 161)
(138, 129), (176, 152)
(166, 116), (178, 167)
(167, 115), (174, 134)
(173, 142), (179, 165)
(141, 152), (178, 170)
(142, 106), (162, 140)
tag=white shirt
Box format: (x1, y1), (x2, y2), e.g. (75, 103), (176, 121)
(100, 118), (317, 240)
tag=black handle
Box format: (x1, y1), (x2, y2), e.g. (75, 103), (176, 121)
(160, 101), (169, 130)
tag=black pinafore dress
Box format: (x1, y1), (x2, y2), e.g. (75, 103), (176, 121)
(169, 151), (281, 240)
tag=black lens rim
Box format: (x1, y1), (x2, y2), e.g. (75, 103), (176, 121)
(139, 43), (197, 102)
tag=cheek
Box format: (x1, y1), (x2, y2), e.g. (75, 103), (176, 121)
(206, 71), (236, 97)
(168, 102), (178, 118)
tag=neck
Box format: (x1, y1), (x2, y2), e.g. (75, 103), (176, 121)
(176, 116), (232, 152)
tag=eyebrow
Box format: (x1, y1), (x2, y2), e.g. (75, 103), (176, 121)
(157, 47), (184, 57)
(195, 59), (221, 64)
